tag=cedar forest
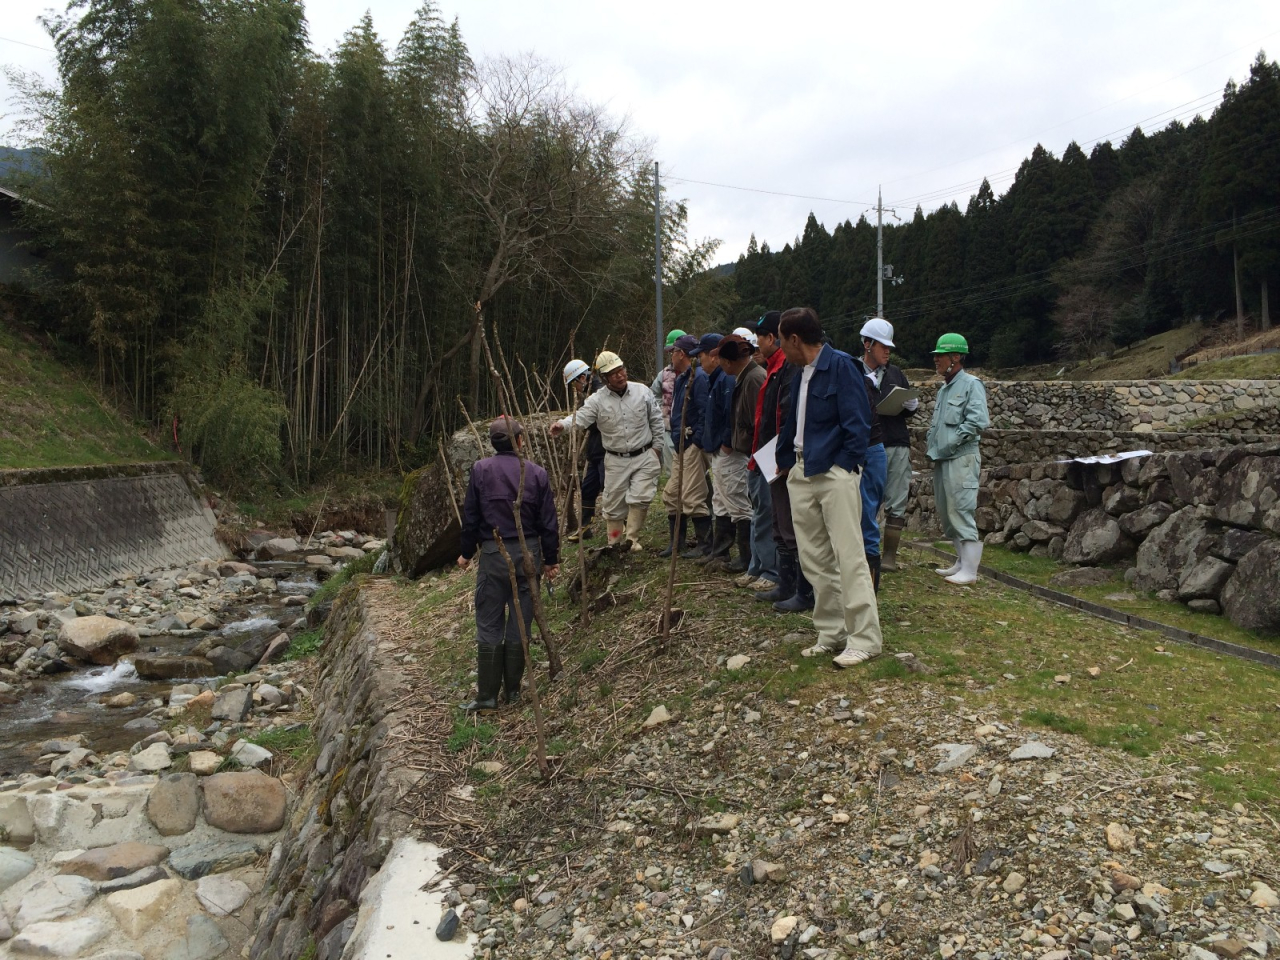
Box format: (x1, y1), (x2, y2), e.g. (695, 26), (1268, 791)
(4, 0), (1279, 490)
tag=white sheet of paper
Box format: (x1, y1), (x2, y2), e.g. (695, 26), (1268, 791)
(876, 386), (920, 416)
(753, 436), (780, 479)
(1056, 449), (1153, 465)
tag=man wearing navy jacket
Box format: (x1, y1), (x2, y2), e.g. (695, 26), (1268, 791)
(774, 308), (882, 669)
(660, 334), (711, 557)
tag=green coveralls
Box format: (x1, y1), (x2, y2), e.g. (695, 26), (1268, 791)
(925, 370), (990, 542)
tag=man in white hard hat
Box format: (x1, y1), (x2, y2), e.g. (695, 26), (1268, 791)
(562, 359), (606, 541)
(858, 318), (918, 575)
(552, 351), (664, 551)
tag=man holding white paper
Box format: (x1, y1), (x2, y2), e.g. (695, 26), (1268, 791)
(859, 318), (918, 572)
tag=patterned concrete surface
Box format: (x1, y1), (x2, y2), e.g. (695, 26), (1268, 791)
(0, 465), (223, 600)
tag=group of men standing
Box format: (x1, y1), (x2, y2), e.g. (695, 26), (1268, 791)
(455, 307), (990, 710)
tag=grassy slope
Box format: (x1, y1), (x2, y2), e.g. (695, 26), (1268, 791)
(0, 322), (171, 469)
(395, 511), (1280, 814)
(1168, 351), (1280, 380)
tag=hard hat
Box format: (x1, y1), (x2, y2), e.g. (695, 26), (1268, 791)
(664, 329), (687, 350)
(932, 333), (969, 355)
(731, 326), (758, 348)
(594, 350), (624, 375)
(563, 359), (590, 384)
(859, 317), (895, 348)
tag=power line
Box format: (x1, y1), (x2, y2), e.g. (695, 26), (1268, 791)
(0, 35), (54, 53)
(661, 175), (875, 208)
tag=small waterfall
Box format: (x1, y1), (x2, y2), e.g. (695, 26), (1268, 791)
(63, 660), (140, 693)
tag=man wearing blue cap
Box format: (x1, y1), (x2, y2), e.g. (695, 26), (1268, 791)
(660, 334), (711, 557)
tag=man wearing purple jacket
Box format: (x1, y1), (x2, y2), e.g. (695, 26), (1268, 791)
(457, 417), (560, 712)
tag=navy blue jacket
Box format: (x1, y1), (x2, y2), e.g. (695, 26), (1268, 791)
(460, 451), (560, 564)
(776, 344), (873, 478)
(702, 368), (735, 454)
(670, 365), (709, 451)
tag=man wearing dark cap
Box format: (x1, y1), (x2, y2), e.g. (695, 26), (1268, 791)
(661, 333), (712, 557)
(752, 311), (812, 609)
(456, 416), (560, 712)
(711, 333), (764, 573)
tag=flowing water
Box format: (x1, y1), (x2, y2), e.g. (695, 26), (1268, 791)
(0, 562), (321, 778)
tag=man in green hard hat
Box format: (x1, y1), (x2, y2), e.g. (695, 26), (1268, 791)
(650, 329), (686, 473)
(925, 333), (990, 585)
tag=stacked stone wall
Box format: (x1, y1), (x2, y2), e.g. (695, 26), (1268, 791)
(907, 442), (1280, 633)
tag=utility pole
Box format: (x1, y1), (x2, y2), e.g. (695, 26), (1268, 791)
(654, 161), (664, 378)
(875, 186), (897, 318)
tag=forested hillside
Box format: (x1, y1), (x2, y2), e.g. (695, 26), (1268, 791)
(729, 54), (1280, 366)
(4, 0), (731, 488)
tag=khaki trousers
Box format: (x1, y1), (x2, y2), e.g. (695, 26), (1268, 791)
(600, 450), (661, 521)
(662, 445), (710, 517)
(787, 459), (883, 656)
(711, 450), (752, 521)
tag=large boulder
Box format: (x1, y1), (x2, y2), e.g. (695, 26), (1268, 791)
(1215, 456), (1280, 535)
(56, 616), (138, 665)
(1212, 527), (1270, 563)
(201, 772), (287, 834)
(1041, 486), (1087, 525)
(58, 842), (169, 882)
(1062, 508), (1135, 566)
(1221, 541), (1280, 634)
(1176, 556), (1235, 602)
(133, 655), (215, 681)
(1101, 483), (1142, 517)
(1134, 506), (1217, 594)
(389, 458), (464, 579)
(1166, 451), (1221, 507)
(1118, 502), (1175, 540)
(146, 773), (200, 836)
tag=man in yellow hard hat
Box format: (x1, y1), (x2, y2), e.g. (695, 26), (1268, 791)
(926, 333), (990, 585)
(552, 351), (664, 551)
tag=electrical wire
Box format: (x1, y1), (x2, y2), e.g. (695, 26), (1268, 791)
(0, 35), (53, 53)
(661, 175), (875, 208)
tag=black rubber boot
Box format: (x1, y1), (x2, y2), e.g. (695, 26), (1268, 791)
(502, 642), (525, 705)
(698, 516), (733, 566)
(756, 548), (795, 603)
(461, 645), (502, 713)
(568, 507), (595, 543)
(880, 515), (904, 572)
(867, 553), (881, 594)
(774, 559), (814, 613)
(659, 515), (684, 558)
(722, 518), (752, 574)
(681, 516), (713, 559)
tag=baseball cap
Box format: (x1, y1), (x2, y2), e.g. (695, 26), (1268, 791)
(754, 311), (781, 338)
(489, 416), (524, 441)
(672, 333), (700, 355)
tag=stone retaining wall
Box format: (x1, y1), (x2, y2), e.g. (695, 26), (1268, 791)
(913, 379), (1280, 435)
(907, 442), (1280, 633)
(249, 585), (422, 959)
(907, 427), (1277, 469)
(0, 463), (222, 601)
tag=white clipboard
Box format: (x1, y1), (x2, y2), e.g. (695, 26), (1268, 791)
(876, 386), (920, 416)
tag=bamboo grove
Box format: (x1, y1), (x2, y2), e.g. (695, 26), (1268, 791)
(9, 0), (733, 488)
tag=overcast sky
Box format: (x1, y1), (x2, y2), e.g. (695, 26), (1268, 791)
(3, 0), (1278, 261)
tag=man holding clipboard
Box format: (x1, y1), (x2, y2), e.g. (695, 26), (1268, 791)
(859, 319), (919, 573)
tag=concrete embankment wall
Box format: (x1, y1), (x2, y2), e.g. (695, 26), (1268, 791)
(0, 462), (223, 600)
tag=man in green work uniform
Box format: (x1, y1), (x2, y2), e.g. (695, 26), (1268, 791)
(926, 333), (990, 586)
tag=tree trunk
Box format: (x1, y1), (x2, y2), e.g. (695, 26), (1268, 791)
(1233, 241), (1244, 341)
(1262, 278), (1271, 332)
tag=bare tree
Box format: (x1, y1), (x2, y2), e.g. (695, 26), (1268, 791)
(1053, 285), (1117, 360)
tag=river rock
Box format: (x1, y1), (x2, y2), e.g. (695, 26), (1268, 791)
(146, 774), (200, 836)
(56, 616), (138, 665)
(0, 796), (36, 848)
(258, 633), (292, 665)
(167, 838), (264, 880)
(932, 743), (977, 773)
(230, 741), (271, 769)
(129, 743), (172, 773)
(9, 917), (109, 956)
(1221, 542), (1280, 633)
(58, 842), (169, 881)
(161, 914), (229, 960)
(389, 458), (464, 578)
(194, 874), (251, 916)
(255, 537), (300, 561)
(1010, 742), (1055, 760)
(206, 646), (254, 675)
(132, 656), (214, 681)
(201, 772), (287, 833)
(1215, 456), (1280, 534)
(187, 752), (222, 776)
(211, 688), (251, 722)
(98, 865), (168, 894)
(1062, 508), (1135, 566)
(0, 847), (36, 893)
(14, 875), (97, 929)
(106, 878), (181, 938)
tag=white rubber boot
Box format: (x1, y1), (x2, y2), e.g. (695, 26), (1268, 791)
(945, 541), (984, 585)
(605, 518), (625, 547)
(934, 540), (963, 577)
(624, 505), (649, 553)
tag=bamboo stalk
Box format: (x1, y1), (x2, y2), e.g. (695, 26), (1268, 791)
(493, 534), (550, 780)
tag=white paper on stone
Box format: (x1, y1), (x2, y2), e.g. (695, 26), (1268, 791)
(1057, 449), (1153, 465)
(752, 437), (780, 480)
